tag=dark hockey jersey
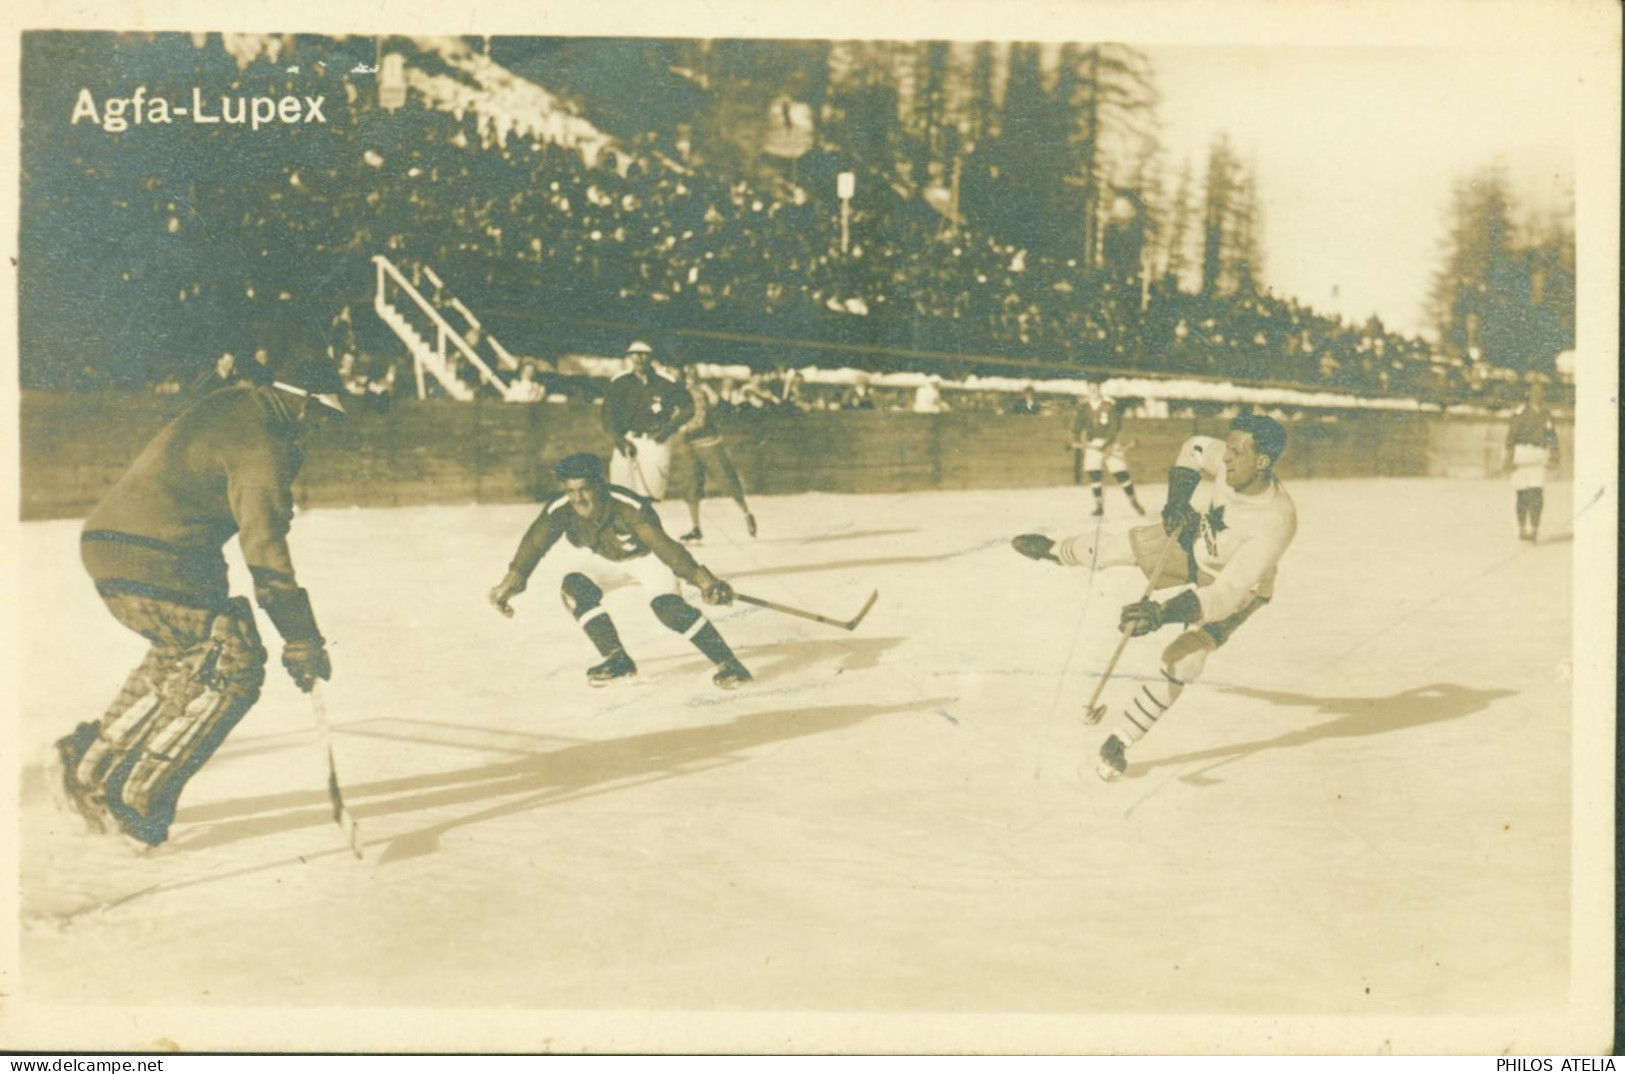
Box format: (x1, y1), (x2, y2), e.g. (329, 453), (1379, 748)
(81, 384), (305, 609)
(601, 370), (693, 441)
(507, 483), (705, 585)
(1072, 397), (1123, 444)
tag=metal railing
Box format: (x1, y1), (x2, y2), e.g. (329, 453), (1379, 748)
(372, 254), (511, 400)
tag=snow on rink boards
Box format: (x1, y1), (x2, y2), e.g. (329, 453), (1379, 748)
(18, 478), (1573, 1018)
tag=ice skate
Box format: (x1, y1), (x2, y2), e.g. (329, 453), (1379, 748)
(50, 723), (110, 834)
(679, 528), (703, 544)
(712, 659), (753, 691)
(1130, 498), (1146, 516)
(744, 513), (757, 538)
(1090, 504), (1104, 518)
(115, 811), (172, 850)
(587, 650), (638, 686)
(1096, 734), (1128, 782)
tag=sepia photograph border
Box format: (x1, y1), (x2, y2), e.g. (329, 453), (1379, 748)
(0, 0), (1617, 1056)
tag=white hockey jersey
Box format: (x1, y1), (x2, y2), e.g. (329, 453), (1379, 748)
(1176, 436), (1298, 623)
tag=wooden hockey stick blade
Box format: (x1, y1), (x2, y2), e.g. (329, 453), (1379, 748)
(736, 589), (880, 632)
(311, 687), (364, 859)
(841, 589), (880, 631)
(326, 748), (365, 859)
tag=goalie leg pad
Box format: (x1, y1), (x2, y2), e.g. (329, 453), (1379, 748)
(114, 598), (266, 842)
(75, 592), (219, 800)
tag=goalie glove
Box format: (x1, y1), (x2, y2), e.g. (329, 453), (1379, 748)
(488, 570), (526, 618)
(1011, 534), (1060, 563)
(281, 638), (332, 693)
(1119, 589), (1203, 637)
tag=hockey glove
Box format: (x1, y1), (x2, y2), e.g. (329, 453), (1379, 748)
(616, 438), (638, 458)
(693, 567), (735, 605)
(489, 570), (526, 618)
(1119, 589), (1203, 637)
(1011, 534), (1060, 563)
(1161, 465), (1203, 549)
(282, 638), (332, 692)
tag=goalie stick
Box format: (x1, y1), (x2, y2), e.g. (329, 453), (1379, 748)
(308, 684), (363, 859)
(735, 589), (879, 632)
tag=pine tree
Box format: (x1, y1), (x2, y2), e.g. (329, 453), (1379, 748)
(1428, 165), (1573, 372)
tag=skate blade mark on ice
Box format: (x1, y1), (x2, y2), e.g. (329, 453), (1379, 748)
(27, 838), (374, 929)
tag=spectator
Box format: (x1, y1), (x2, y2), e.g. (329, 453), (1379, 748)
(912, 375), (947, 414)
(504, 360), (548, 403)
(1008, 384), (1042, 416)
(838, 376), (879, 411)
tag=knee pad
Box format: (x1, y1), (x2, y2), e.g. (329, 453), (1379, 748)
(650, 593), (701, 632)
(1162, 630), (1213, 685)
(560, 573), (603, 616)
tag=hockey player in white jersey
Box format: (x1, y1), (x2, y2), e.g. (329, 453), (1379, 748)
(1013, 413), (1297, 780)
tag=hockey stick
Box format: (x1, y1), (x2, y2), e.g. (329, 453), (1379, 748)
(735, 589), (879, 632)
(308, 684), (364, 859)
(1082, 531), (1184, 725)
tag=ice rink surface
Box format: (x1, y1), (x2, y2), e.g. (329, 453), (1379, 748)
(17, 477), (1577, 1026)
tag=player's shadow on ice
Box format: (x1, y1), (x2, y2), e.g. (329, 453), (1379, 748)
(173, 697), (950, 860)
(1129, 683), (1516, 785)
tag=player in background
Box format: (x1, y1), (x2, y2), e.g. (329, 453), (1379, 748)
(1504, 378), (1561, 542)
(601, 340), (693, 500)
(489, 453), (752, 690)
(674, 364), (757, 544)
(1072, 377), (1145, 517)
(54, 349), (344, 847)
(1014, 414), (1297, 781)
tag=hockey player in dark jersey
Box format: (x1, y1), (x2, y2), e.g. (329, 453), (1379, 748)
(674, 364), (756, 544)
(1072, 377), (1145, 517)
(488, 453), (752, 689)
(1504, 379), (1562, 541)
(54, 352), (344, 847)
(600, 340), (694, 500)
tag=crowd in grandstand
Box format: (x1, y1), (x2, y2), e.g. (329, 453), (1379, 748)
(21, 33), (1557, 411)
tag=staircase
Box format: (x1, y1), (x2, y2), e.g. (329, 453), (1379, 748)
(372, 254), (517, 401)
